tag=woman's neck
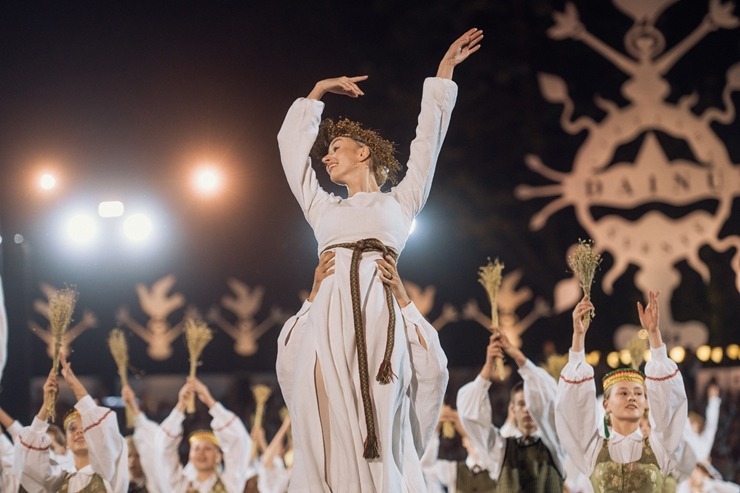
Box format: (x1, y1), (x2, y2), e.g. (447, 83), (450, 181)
(73, 452), (90, 470)
(610, 418), (639, 437)
(196, 469), (216, 483)
(346, 173), (380, 197)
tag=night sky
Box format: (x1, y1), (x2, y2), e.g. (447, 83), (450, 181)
(1, 1), (739, 420)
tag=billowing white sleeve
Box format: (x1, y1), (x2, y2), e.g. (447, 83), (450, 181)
(6, 420), (22, 443)
(685, 394), (721, 461)
(645, 345), (687, 471)
(555, 349), (603, 477)
(277, 97), (331, 228)
(159, 407), (188, 492)
(276, 300), (312, 408)
(133, 412), (166, 493)
(14, 417), (65, 493)
(210, 402), (251, 493)
(518, 359), (566, 477)
(1, 433), (19, 493)
(456, 376), (505, 479)
(76, 395), (129, 493)
(393, 77), (458, 217)
(0, 275), (6, 381)
(403, 302), (449, 457)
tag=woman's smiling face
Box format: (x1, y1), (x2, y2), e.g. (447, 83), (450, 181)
(322, 137), (367, 186)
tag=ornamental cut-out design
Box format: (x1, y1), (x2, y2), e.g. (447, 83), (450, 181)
(516, 0), (740, 349)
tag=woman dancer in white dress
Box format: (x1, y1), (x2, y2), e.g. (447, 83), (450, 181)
(276, 28), (481, 493)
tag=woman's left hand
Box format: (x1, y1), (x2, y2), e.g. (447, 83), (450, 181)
(637, 290), (662, 347)
(437, 28), (484, 79)
(376, 255), (410, 307)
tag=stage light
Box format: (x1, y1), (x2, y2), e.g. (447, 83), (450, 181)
(727, 344), (739, 360)
(39, 173), (57, 191)
(696, 345), (711, 362)
(585, 351), (600, 366)
(668, 346), (685, 363)
(643, 349), (652, 363)
(619, 349), (631, 366)
(65, 214), (97, 245)
(14, 234), (24, 244)
(99, 201), (124, 218)
(123, 213), (153, 242)
(606, 351), (620, 368)
(710, 347), (723, 364)
(193, 165), (223, 196)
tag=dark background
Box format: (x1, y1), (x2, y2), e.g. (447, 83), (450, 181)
(0, 0), (738, 424)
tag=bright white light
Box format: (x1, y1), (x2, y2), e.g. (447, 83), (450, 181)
(123, 213), (153, 242)
(409, 218), (417, 234)
(193, 165), (223, 196)
(66, 214), (97, 245)
(14, 234), (24, 244)
(99, 201), (125, 218)
(39, 173), (57, 191)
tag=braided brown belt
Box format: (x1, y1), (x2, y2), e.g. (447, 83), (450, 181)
(324, 238), (398, 459)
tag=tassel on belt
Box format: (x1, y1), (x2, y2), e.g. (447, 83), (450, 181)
(323, 238), (398, 459)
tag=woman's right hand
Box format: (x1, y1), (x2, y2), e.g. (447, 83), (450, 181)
(308, 251), (336, 302)
(308, 75), (368, 100)
(38, 369), (59, 421)
(571, 296), (593, 352)
(572, 296), (593, 335)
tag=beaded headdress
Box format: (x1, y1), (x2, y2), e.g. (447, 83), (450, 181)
(63, 409), (81, 430)
(311, 117), (401, 187)
(602, 368), (645, 393)
(189, 429), (220, 449)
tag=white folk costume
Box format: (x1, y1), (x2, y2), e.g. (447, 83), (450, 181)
(555, 346), (687, 493)
(457, 359), (567, 493)
(276, 76), (455, 493)
(15, 396), (129, 493)
(158, 402), (251, 493)
(1, 428), (20, 492)
(130, 413), (167, 493)
(685, 393), (721, 464)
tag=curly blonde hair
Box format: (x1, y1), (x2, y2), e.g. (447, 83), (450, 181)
(311, 117), (401, 187)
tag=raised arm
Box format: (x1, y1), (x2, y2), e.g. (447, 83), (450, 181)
(193, 377), (251, 493)
(436, 28), (483, 79)
(639, 291), (687, 462)
(555, 296), (602, 477)
(456, 335), (505, 474)
(15, 370), (65, 492)
(158, 381), (192, 492)
(61, 355), (128, 491)
(498, 331), (566, 476)
(307, 75), (368, 101)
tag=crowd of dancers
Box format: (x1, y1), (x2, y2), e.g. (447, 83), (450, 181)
(1, 28), (739, 492)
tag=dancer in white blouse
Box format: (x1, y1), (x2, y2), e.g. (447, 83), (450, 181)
(555, 292), (687, 493)
(121, 384), (167, 493)
(457, 330), (567, 492)
(15, 354), (129, 492)
(276, 29), (479, 492)
(159, 377), (251, 493)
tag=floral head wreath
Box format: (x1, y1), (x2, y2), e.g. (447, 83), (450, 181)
(311, 117), (401, 187)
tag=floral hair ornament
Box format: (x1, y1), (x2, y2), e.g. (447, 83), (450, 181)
(63, 409), (81, 431)
(311, 117), (401, 187)
(189, 429), (220, 449)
